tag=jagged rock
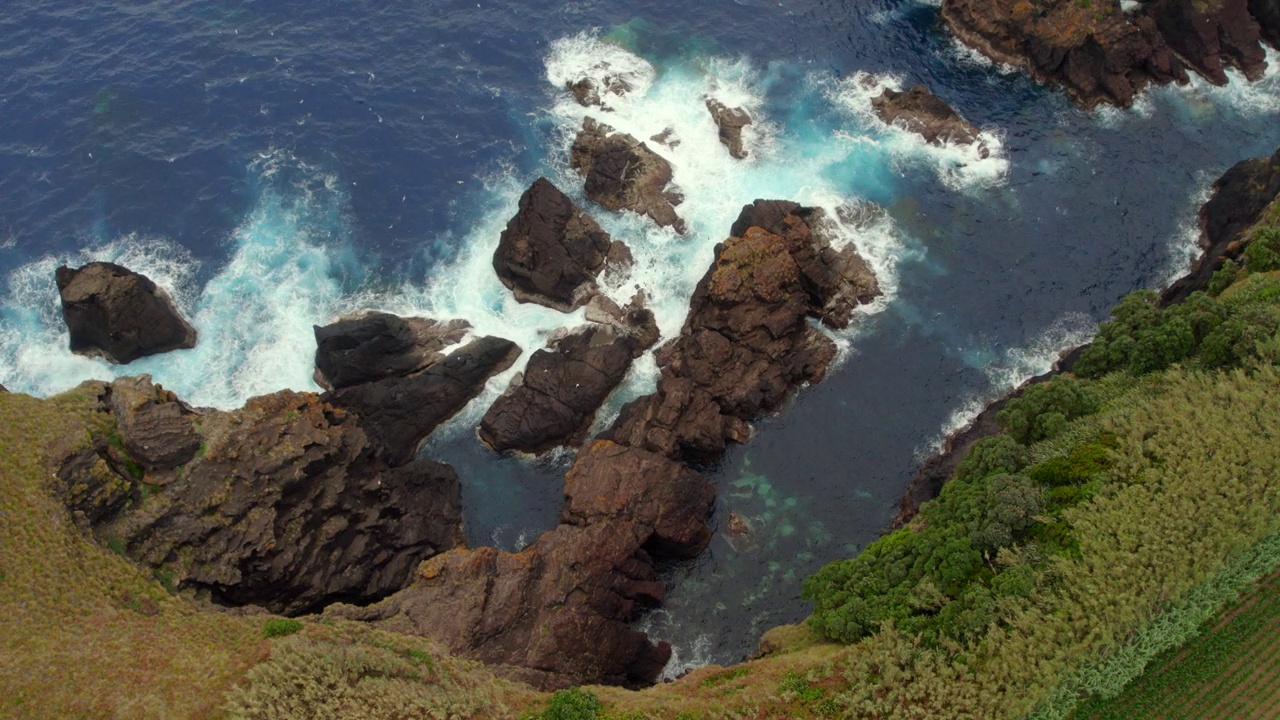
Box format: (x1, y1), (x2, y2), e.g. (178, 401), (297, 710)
(565, 61), (642, 110)
(571, 118), (687, 233)
(649, 127), (679, 148)
(55, 262), (196, 364)
(326, 336), (520, 466)
(478, 322), (656, 454)
(0, 384), (7, 393)
(106, 375), (200, 473)
(606, 375), (751, 461)
(493, 178), (625, 311)
(1164, 145), (1280, 304)
(327, 440), (713, 690)
(584, 292), (661, 351)
(1253, 0), (1280, 48)
(314, 312), (471, 390)
(1147, 0), (1267, 84)
(49, 378), (467, 615)
(942, 0), (1276, 108)
(871, 85), (989, 158)
(705, 98), (752, 159)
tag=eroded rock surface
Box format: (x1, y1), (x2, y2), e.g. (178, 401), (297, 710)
(571, 118), (687, 233)
(493, 178), (628, 311)
(314, 312), (471, 390)
(55, 262), (197, 364)
(705, 98), (752, 159)
(345, 200), (880, 689)
(479, 308), (658, 453)
(941, 0), (1275, 108)
(325, 336), (520, 466)
(872, 85), (989, 158)
(53, 378), (467, 616)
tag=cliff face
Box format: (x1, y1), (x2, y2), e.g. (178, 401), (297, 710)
(941, 0), (1277, 108)
(898, 145), (1280, 525)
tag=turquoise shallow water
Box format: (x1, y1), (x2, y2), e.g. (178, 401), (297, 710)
(2, 0), (1279, 670)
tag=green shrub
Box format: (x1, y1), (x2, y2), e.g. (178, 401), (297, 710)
(953, 434), (1029, 483)
(996, 377), (1101, 445)
(533, 687), (601, 720)
(263, 618), (303, 639)
(1245, 226), (1280, 273)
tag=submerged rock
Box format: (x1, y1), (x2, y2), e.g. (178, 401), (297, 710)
(56, 378), (466, 616)
(564, 59), (645, 110)
(705, 98), (752, 159)
(493, 178), (629, 311)
(325, 335), (520, 466)
(55, 262), (197, 364)
(571, 118), (687, 233)
(871, 85), (989, 158)
(314, 312), (471, 390)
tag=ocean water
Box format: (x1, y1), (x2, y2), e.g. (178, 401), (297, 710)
(2, 0), (1279, 671)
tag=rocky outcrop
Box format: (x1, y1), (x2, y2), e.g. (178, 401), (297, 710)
(314, 313), (471, 390)
(571, 118), (687, 234)
(705, 98), (752, 159)
(346, 200), (880, 689)
(55, 262), (197, 364)
(941, 0), (1275, 108)
(564, 60), (644, 110)
(329, 440), (714, 690)
(1254, 0), (1280, 48)
(1163, 145), (1280, 305)
(53, 378), (467, 616)
(871, 85), (989, 158)
(478, 303), (658, 453)
(324, 336), (521, 466)
(493, 178), (629, 311)
(106, 375), (201, 472)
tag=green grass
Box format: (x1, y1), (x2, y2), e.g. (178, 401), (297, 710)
(1073, 572), (1280, 720)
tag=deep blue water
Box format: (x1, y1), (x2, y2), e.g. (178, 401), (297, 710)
(3, 0), (1279, 672)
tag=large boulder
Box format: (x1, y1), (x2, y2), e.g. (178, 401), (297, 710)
(478, 317), (657, 454)
(872, 85), (989, 158)
(57, 379), (466, 616)
(492, 178), (628, 311)
(705, 98), (752, 160)
(106, 375), (200, 472)
(314, 312), (471, 390)
(325, 336), (520, 466)
(55, 262), (197, 364)
(570, 118), (687, 233)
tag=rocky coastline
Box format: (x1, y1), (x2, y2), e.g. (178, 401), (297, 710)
(897, 144), (1280, 525)
(941, 0), (1280, 108)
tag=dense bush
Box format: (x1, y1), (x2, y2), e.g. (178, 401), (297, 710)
(1244, 226), (1280, 273)
(995, 377), (1101, 444)
(532, 688), (601, 720)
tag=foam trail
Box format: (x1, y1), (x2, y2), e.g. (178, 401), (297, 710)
(920, 312), (1097, 460)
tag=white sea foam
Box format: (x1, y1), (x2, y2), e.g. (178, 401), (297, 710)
(825, 71), (1011, 192)
(1159, 176), (1215, 288)
(1095, 46), (1280, 126)
(919, 312), (1097, 459)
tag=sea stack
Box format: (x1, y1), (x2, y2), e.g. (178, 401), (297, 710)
(55, 262), (197, 364)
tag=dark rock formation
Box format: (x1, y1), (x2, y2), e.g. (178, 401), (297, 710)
(565, 60), (642, 110)
(52, 378), (467, 616)
(493, 178), (628, 311)
(55, 262), (197, 364)
(571, 118), (687, 234)
(328, 440), (713, 690)
(325, 336), (520, 466)
(1254, 0), (1280, 48)
(871, 85), (989, 158)
(478, 306), (658, 453)
(705, 98), (752, 159)
(0, 384), (7, 393)
(1147, 0), (1267, 84)
(941, 0), (1276, 108)
(106, 375), (200, 472)
(335, 199), (879, 690)
(1163, 145), (1280, 305)
(314, 312), (471, 390)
